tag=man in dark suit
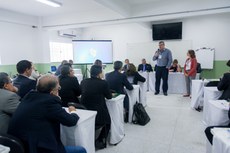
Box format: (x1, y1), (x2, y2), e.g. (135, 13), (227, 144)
(217, 60), (230, 100)
(13, 60), (37, 99)
(0, 72), (20, 134)
(138, 58), (153, 72)
(8, 74), (86, 153)
(122, 59), (130, 72)
(106, 61), (133, 122)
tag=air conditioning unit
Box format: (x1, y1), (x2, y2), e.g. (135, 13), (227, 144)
(58, 29), (77, 38)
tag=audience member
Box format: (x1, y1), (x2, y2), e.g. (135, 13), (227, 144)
(122, 59), (130, 72)
(138, 58), (153, 72)
(13, 60), (37, 99)
(80, 65), (112, 149)
(29, 63), (40, 80)
(59, 65), (81, 107)
(8, 74), (86, 153)
(126, 63), (146, 84)
(0, 72), (20, 134)
(196, 62), (202, 73)
(55, 60), (68, 76)
(169, 59), (182, 72)
(69, 59), (74, 65)
(217, 60), (230, 100)
(153, 41), (173, 96)
(106, 61), (133, 122)
(94, 59), (102, 67)
(183, 50), (197, 97)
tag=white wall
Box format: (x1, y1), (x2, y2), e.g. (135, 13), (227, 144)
(80, 12), (230, 65)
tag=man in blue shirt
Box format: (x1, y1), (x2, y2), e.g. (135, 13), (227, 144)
(153, 41), (172, 96)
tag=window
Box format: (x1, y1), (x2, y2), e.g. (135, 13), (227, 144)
(49, 42), (73, 62)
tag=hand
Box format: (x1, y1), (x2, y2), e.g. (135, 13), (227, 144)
(185, 73), (188, 77)
(68, 106), (76, 112)
(154, 51), (159, 56)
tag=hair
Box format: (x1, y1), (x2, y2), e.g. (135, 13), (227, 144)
(61, 60), (68, 65)
(94, 59), (102, 66)
(68, 60), (73, 64)
(114, 61), (123, 70)
(0, 72), (9, 89)
(16, 60), (32, 74)
(173, 59), (178, 64)
(188, 50), (196, 58)
(60, 65), (71, 76)
(36, 74), (58, 93)
(90, 65), (102, 78)
(227, 60), (230, 67)
(159, 41), (165, 45)
(126, 64), (137, 76)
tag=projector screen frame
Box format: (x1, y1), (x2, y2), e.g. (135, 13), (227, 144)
(72, 40), (113, 65)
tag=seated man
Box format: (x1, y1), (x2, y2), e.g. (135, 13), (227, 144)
(217, 60), (230, 100)
(13, 60), (37, 99)
(8, 74), (86, 153)
(106, 61), (133, 122)
(0, 72), (20, 134)
(138, 58), (153, 72)
(122, 59), (130, 72)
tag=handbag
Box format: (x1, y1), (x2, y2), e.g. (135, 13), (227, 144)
(132, 102), (150, 126)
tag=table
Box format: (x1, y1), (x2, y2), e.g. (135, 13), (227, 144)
(61, 109), (97, 153)
(0, 145), (10, 153)
(138, 81), (147, 107)
(211, 128), (230, 153)
(125, 85), (140, 123)
(191, 80), (209, 109)
(208, 100), (229, 126)
(203, 87), (223, 125)
(106, 95), (125, 144)
(138, 72), (149, 91)
(148, 72), (187, 94)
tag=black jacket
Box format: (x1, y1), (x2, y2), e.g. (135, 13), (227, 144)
(138, 64), (153, 72)
(105, 70), (133, 94)
(13, 75), (37, 99)
(59, 75), (81, 107)
(125, 72), (146, 85)
(218, 72), (230, 100)
(8, 91), (79, 153)
(80, 78), (112, 126)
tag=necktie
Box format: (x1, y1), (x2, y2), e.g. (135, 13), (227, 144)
(143, 64), (146, 71)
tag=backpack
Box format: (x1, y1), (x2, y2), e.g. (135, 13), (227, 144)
(132, 102), (150, 126)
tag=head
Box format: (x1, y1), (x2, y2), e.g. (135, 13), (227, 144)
(94, 59), (102, 67)
(159, 41), (165, 50)
(142, 59), (146, 64)
(187, 50), (196, 59)
(114, 61), (123, 71)
(60, 65), (74, 77)
(16, 60), (32, 77)
(173, 59), (178, 66)
(0, 72), (17, 92)
(68, 60), (73, 65)
(36, 74), (60, 96)
(90, 65), (103, 79)
(226, 60), (230, 67)
(125, 59), (129, 64)
(61, 60), (68, 65)
(126, 64), (136, 76)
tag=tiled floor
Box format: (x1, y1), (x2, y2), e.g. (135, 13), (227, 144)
(97, 92), (206, 153)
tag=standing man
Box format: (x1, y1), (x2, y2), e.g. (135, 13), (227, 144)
(153, 41), (172, 96)
(138, 58), (153, 72)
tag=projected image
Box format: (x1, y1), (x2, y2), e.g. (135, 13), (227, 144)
(73, 40), (113, 64)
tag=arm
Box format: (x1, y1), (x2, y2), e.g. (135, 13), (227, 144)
(166, 50), (173, 68)
(177, 65), (182, 72)
(136, 72), (146, 83)
(103, 81), (112, 99)
(188, 59), (197, 76)
(217, 73), (229, 91)
(3, 93), (20, 115)
(138, 65), (141, 71)
(46, 98), (79, 127)
(148, 64), (153, 72)
(152, 50), (159, 61)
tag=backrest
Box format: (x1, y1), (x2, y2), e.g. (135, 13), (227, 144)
(0, 134), (24, 153)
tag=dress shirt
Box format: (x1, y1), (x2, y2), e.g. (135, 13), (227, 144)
(153, 48), (172, 68)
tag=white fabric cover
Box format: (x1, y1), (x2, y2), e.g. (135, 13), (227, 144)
(0, 145), (10, 153)
(212, 128), (230, 153)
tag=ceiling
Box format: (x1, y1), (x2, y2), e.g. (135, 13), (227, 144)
(0, 0), (230, 30)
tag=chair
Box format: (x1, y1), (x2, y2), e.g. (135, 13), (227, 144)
(0, 134), (24, 153)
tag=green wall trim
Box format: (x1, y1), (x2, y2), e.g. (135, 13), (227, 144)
(0, 60), (228, 79)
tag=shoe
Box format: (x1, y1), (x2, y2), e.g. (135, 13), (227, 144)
(95, 140), (106, 150)
(195, 108), (201, 112)
(155, 92), (159, 95)
(163, 92), (167, 96)
(124, 112), (128, 123)
(183, 94), (190, 97)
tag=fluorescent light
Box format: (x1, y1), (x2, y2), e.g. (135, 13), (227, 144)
(36, 0), (62, 7)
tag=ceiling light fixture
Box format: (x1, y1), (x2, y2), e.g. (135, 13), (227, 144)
(36, 0), (62, 7)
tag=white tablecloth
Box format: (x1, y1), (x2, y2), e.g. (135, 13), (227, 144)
(138, 81), (147, 107)
(138, 72), (149, 91)
(0, 145), (10, 153)
(125, 85), (140, 123)
(191, 80), (209, 109)
(212, 128), (230, 153)
(148, 72), (187, 94)
(208, 100), (229, 126)
(203, 87), (223, 125)
(106, 95), (125, 144)
(61, 109), (97, 153)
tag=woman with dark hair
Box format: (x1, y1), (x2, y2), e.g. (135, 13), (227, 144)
(169, 59), (182, 72)
(125, 63), (146, 84)
(80, 65), (112, 149)
(183, 50), (197, 97)
(58, 65), (81, 107)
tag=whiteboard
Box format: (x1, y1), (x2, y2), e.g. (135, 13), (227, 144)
(127, 40), (192, 68)
(195, 48), (214, 69)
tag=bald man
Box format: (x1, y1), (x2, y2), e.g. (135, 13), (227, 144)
(8, 74), (86, 153)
